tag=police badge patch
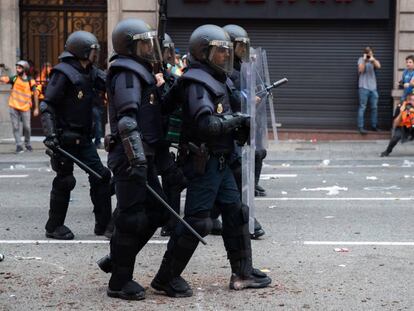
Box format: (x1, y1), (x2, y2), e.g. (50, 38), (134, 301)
(217, 103), (223, 114)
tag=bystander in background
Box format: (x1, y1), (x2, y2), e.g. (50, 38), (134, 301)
(0, 60), (39, 153)
(357, 46), (381, 135)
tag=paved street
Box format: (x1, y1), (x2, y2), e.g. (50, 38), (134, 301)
(1, 138), (414, 311)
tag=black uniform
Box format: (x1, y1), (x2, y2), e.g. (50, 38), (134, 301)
(158, 67), (187, 236)
(150, 24), (271, 298)
(105, 56), (169, 299)
(40, 57), (112, 239)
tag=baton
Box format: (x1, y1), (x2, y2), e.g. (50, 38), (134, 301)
(256, 77), (288, 97)
(47, 147), (103, 180)
(146, 183), (208, 245)
(47, 146), (207, 245)
(264, 77), (288, 92)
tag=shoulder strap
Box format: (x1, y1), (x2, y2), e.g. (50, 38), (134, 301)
(52, 62), (83, 86)
(181, 68), (225, 98)
(109, 57), (154, 85)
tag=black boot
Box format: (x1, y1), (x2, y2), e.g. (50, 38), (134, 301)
(210, 218), (222, 235)
(45, 225), (74, 240)
(221, 203), (271, 290)
(151, 257), (193, 298)
(254, 150), (267, 197)
(107, 280), (145, 300)
(230, 267), (272, 290)
(90, 176), (112, 236)
(97, 254), (112, 273)
(45, 187), (72, 239)
(254, 184), (267, 197)
(250, 218), (265, 240)
(160, 225), (173, 237)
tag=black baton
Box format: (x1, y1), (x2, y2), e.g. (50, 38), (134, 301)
(146, 183), (208, 245)
(48, 147), (103, 180)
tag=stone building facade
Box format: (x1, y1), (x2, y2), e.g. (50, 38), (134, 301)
(0, 0), (412, 137)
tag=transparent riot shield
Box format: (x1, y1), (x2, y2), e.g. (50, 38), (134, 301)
(252, 47), (269, 150)
(261, 49), (278, 142)
(240, 55), (256, 234)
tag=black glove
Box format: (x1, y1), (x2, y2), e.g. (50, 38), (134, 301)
(162, 164), (188, 192)
(128, 163), (147, 184)
(234, 126), (250, 146)
(233, 113), (251, 129)
(43, 135), (60, 150)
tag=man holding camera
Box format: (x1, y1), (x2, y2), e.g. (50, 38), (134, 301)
(380, 92), (414, 157)
(357, 46), (381, 135)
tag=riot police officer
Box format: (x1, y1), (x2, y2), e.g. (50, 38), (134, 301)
(210, 24), (265, 239)
(40, 31), (112, 240)
(224, 24), (268, 199)
(103, 18), (169, 300)
(150, 24), (271, 298)
(157, 33), (187, 237)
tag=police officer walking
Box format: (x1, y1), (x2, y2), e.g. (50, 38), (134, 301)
(158, 33), (187, 237)
(40, 31), (112, 240)
(150, 24), (271, 298)
(103, 19), (169, 300)
(209, 24), (266, 239)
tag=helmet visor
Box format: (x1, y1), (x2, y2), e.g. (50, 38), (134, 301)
(234, 38), (250, 62)
(133, 31), (162, 64)
(162, 42), (176, 66)
(88, 44), (100, 64)
(208, 40), (233, 74)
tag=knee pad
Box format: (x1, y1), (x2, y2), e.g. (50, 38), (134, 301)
(181, 211), (212, 238)
(255, 149), (267, 161)
(115, 210), (149, 235)
(52, 174), (76, 192)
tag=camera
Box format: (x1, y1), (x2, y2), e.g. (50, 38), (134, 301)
(366, 55), (371, 60)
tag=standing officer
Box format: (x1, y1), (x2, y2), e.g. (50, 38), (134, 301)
(210, 24), (265, 239)
(158, 33), (187, 237)
(40, 31), (112, 240)
(104, 19), (169, 300)
(150, 24), (271, 298)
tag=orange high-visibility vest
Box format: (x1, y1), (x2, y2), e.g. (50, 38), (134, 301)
(8, 76), (36, 112)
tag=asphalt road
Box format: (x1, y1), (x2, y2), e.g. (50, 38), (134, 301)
(0, 140), (414, 311)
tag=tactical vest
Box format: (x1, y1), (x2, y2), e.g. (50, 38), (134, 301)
(8, 76), (36, 112)
(51, 62), (97, 135)
(180, 68), (234, 154)
(230, 68), (241, 91)
(108, 57), (163, 145)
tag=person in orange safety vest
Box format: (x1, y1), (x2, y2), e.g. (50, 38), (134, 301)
(380, 92), (414, 157)
(0, 60), (39, 153)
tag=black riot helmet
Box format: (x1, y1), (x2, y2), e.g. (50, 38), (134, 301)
(112, 18), (162, 64)
(223, 24), (250, 63)
(189, 24), (234, 75)
(162, 33), (175, 66)
(59, 31), (100, 63)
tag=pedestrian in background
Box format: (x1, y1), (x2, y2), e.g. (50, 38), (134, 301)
(0, 60), (39, 153)
(400, 55), (414, 102)
(380, 92), (414, 157)
(357, 46), (381, 135)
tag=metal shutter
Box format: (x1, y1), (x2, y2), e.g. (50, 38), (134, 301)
(167, 18), (395, 130)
